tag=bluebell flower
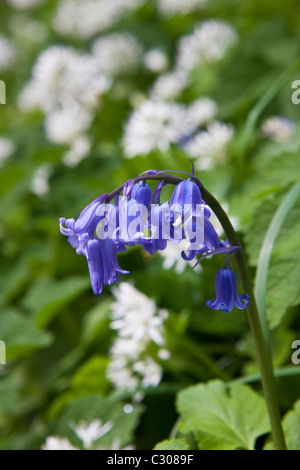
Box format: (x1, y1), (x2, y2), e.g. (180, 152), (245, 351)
(86, 238), (129, 295)
(171, 178), (203, 218)
(206, 267), (250, 313)
(59, 195), (107, 256)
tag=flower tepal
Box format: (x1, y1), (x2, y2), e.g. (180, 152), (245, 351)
(206, 267), (250, 313)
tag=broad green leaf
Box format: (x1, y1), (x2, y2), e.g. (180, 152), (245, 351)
(154, 438), (190, 450)
(246, 189), (300, 328)
(22, 276), (90, 327)
(0, 308), (53, 359)
(281, 399), (300, 450)
(177, 380), (270, 450)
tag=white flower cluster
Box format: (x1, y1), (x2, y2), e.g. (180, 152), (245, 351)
(0, 138), (14, 168)
(92, 33), (143, 76)
(54, 0), (145, 39)
(107, 283), (170, 395)
(30, 163), (54, 197)
(143, 49), (169, 74)
(123, 95), (233, 165)
(159, 239), (202, 274)
(0, 35), (16, 72)
(176, 20), (237, 72)
(184, 121), (234, 169)
(6, 0), (44, 9)
(42, 419), (118, 450)
(150, 70), (188, 101)
(261, 115), (296, 143)
(123, 100), (193, 157)
(157, 0), (207, 17)
(19, 46), (111, 165)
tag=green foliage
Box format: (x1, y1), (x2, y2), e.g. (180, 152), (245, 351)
(176, 380), (270, 450)
(154, 438), (190, 450)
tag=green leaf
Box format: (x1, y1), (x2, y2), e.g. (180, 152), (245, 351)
(154, 438), (190, 450)
(265, 398), (300, 450)
(22, 276), (90, 327)
(0, 308), (53, 359)
(177, 380), (270, 450)
(246, 188), (300, 328)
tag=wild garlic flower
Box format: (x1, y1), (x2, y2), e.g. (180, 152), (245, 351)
(123, 100), (192, 157)
(176, 20), (237, 72)
(92, 33), (143, 76)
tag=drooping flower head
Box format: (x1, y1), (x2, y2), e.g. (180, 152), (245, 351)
(206, 267), (249, 313)
(59, 169), (245, 311)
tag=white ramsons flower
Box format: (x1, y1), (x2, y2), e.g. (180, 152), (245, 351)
(184, 121), (234, 169)
(176, 20), (237, 72)
(133, 358), (163, 388)
(42, 436), (78, 450)
(44, 106), (93, 145)
(92, 33), (142, 75)
(110, 283), (166, 346)
(261, 115), (296, 142)
(72, 420), (114, 449)
(22, 46), (111, 113)
(186, 97), (218, 129)
(7, 0), (43, 8)
(159, 239), (202, 274)
(54, 0), (145, 39)
(157, 0), (206, 16)
(150, 70), (188, 101)
(144, 49), (169, 73)
(0, 36), (16, 72)
(31, 164), (54, 197)
(0, 138), (14, 167)
(62, 136), (91, 168)
(107, 283), (169, 395)
(123, 100), (192, 157)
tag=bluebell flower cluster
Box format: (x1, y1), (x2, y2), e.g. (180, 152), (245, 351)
(60, 170), (249, 312)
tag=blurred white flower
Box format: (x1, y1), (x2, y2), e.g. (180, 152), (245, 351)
(133, 358), (163, 388)
(110, 283), (167, 346)
(0, 138), (14, 167)
(123, 100), (192, 157)
(186, 97), (218, 129)
(31, 164), (54, 197)
(42, 436), (78, 451)
(107, 359), (140, 392)
(261, 115), (296, 142)
(107, 283), (168, 395)
(44, 106), (93, 145)
(157, 0), (206, 16)
(150, 70), (188, 100)
(54, 0), (144, 39)
(176, 20), (237, 72)
(159, 239), (202, 274)
(0, 35), (16, 72)
(21, 46), (111, 114)
(92, 32), (142, 75)
(72, 420), (114, 449)
(7, 0), (44, 9)
(110, 438), (135, 450)
(62, 136), (91, 167)
(144, 49), (169, 73)
(184, 121), (234, 169)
